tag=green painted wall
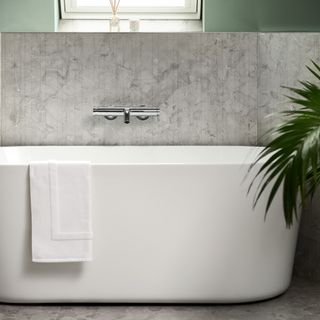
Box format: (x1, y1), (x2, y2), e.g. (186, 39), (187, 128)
(0, 0), (59, 32)
(203, 0), (320, 32)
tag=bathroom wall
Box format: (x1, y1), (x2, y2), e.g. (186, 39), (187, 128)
(0, 0), (59, 32)
(258, 34), (320, 140)
(0, 33), (258, 146)
(204, 0), (320, 32)
(2, 33), (320, 146)
(1, 32), (320, 280)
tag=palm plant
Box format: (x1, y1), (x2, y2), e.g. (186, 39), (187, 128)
(249, 61), (320, 228)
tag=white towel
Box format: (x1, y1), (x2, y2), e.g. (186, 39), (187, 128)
(30, 162), (92, 263)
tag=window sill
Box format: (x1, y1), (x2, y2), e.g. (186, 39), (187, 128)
(58, 19), (203, 33)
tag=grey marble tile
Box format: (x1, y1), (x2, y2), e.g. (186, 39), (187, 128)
(257, 33), (320, 142)
(0, 33), (258, 146)
(0, 278), (320, 320)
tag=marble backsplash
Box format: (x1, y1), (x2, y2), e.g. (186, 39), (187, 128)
(1, 32), (320, 281)
(1, 33), (258, 146)
(2, 33), (320, 146)
(258, 33), (320, 140)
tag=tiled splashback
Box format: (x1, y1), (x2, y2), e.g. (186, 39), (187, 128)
(1, 32), (320, 280)
(258, 33), (320, 138)
(1, 33), (320, 146)
(2, 33), (320, 145)
(1, 33), (259, 145)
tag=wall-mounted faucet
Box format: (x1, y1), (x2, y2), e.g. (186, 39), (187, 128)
(93, 106), (160, 124)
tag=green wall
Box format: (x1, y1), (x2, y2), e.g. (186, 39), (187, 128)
(203, 0), (320, 32)
(0, 0), (59, 32)
(1, 0), (320, 32)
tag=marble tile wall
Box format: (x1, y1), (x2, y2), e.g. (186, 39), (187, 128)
(1, 32), (320, 280)
(258, 34), (320, 141)
(0, 33), (258, 146)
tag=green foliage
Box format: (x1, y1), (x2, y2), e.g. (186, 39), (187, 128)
(249, 61), (320, 228)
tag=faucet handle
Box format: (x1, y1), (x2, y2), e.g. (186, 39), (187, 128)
(93, 106), (160, 124)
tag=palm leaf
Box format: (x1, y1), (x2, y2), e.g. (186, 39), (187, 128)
(249, 61), (320, 228)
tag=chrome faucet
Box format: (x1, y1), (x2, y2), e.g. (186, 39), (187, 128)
(93, 105), (160, 124)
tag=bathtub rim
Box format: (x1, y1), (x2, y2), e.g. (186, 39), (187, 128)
(0, 145), (266, 166)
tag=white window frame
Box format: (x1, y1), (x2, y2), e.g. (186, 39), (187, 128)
(60, 0), (201, 20)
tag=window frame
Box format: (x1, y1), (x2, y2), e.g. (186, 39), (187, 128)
(60, 0), (201, 20)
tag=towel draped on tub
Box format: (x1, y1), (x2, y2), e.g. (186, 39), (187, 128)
(30, 162), (92, 263)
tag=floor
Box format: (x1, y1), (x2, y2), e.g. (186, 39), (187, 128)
(0, 277), (319, 320)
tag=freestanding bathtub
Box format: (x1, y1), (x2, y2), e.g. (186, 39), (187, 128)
(0, 146), (299, 303)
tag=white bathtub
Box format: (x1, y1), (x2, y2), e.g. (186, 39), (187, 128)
(0, 146), (299, 303)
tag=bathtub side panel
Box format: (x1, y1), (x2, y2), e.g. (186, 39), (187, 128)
(0, 166), (32, 302)
(0, 164), (299, 303)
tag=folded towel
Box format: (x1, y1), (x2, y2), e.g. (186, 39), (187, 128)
(30, 162), (92, 263)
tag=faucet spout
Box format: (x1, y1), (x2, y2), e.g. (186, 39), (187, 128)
(124, 108), (130, 124)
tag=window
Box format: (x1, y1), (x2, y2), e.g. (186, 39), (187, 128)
(61, 0), (201, 19)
